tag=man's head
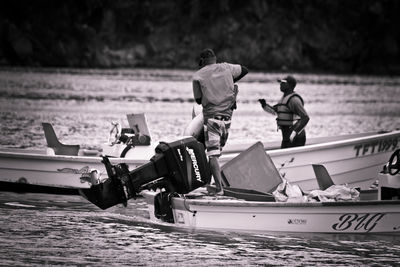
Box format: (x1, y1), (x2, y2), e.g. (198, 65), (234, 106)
(198, 48), (216, 68)
(278, 75), (296, 93)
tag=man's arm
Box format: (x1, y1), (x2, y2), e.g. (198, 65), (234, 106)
(258, 99), (277, 115)
(233, 66), (249, 83)
(192, 80), (202, 104)
(289, 97), (310, 134)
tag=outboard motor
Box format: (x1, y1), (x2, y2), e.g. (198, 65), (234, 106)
(79, 137), (211, 209)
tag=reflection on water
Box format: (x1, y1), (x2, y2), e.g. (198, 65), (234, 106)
(0, 192), (399, 266)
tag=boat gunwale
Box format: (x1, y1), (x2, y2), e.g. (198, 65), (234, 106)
(1, 130), (398, 160)
(268, 130), (400, 155)
(223, 131), (383, 153)
(221, 130), (400, 161)
(0, 150), (149, 164)
(175, 197), (400, 208)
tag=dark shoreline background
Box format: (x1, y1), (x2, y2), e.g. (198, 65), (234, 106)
(0, 0), (399, 74)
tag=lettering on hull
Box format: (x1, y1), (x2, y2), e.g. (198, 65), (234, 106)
(57, 166), (90, 174)
(332, 213), (385, 232)
(57, 166), (96, 184)
(353, 137), (399, 157)
(287, 218), (307, 225)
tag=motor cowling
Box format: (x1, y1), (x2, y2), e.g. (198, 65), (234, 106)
(79, 137), (211, 209)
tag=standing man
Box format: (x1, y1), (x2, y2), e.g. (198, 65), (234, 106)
(258, 75), (309, 148)
(192, 48), (248, 195)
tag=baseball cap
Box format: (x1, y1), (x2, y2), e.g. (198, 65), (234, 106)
(277, 75), (297, 88)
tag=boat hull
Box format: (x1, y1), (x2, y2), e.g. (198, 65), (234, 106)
(143, 191), (400, 234)
(0, 149), (147, 190)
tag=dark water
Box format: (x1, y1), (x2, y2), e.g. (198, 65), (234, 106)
(0, 192), (399, 266)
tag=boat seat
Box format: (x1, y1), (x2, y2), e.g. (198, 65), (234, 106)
(42, 123), (80, 156)
(312, 164), (379, 200)
(126, 113), (151, 145)
(312, 164), (334, 190)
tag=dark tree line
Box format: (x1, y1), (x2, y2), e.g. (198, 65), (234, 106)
(0, 0), (399, 74)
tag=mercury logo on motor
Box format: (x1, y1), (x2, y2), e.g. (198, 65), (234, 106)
(185, 147), (203, 183)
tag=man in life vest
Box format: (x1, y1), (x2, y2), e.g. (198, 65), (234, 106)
(258, 75), (309, 148)
(192, 48), (248, 195)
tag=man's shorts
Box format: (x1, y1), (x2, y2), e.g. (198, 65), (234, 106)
(204, 117), (231, 157)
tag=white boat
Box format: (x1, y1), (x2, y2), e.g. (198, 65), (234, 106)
(79, 137), (400, 234)
(143, 191), (400, 234)
(0, 114), (155, 194)
(0, 148), (149, 193)
(0, 112), (399, 193)
(141, 143), (400, 234)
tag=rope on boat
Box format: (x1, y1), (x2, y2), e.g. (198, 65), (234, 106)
(182, 195), (196, 215)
